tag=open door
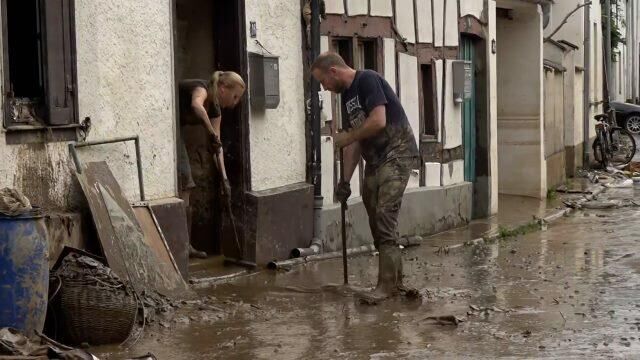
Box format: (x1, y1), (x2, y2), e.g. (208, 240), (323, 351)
(173, 0), (248, 260)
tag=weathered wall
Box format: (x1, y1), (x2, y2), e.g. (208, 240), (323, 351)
(319, 183), (472, 251)
(543, 66), (566, 189)
(383, 38), (397, 90)
(497, 1), (546, 198)
(398, 53), (421, 147)
(543, 44), (565, 160)
(441, 160), (464, 186)
(442, 60), (462, 150)
(245, 0), (307, 192)
(588, 2), (603, 139)
(546, 0), (584, 68)
(0, 0), (177, 210)
(487, 0), (499, 214)
(461, 0), (484, 19)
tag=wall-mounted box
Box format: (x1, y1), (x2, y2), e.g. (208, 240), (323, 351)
(249, 52), (280, 109)
(452, 60), (472, 104)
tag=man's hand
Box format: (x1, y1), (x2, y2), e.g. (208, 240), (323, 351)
(334, 131), (354, 149)
(336, 181), (351, 203)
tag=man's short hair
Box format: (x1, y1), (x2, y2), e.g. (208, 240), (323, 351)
(311, 52), (348, 72)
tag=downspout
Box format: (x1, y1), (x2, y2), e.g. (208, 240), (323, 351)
(296, 0), (323, 258)
(605, 0), (613, 106)
(583, 2), (591, 165)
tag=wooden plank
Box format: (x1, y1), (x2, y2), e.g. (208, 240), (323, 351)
(370, 0), (393, 17)
(321, 15), (394, 38)
(395, 0), (416, 43)
(383, 38), (397, 92)
(325, 0), (345, 14)
(398, 52), (421, 147)
(346, 0), (368, 16)
(75, 161), (188, 298)
(133, 206), (183, 280)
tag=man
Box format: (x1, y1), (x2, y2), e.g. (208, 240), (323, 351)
(311, 52), (420, 301)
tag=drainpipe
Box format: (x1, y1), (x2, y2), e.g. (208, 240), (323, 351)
(583, 2), (591, 166)
(605, 0), (612, 106)
(300, 0), (324, 258)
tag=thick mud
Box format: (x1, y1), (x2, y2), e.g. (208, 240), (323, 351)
(93, 189), (640, 359)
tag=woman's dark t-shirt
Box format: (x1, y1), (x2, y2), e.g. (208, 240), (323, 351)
(178, 79), (221, 125)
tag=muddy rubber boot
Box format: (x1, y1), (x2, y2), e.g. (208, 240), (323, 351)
(189, 245), (207, 259)
(356, 244), (402, 305)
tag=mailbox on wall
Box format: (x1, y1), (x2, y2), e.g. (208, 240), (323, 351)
(452, 60), (473, 104)
(249, 52), (280, 109)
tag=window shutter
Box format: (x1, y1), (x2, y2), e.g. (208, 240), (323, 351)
(43, 0), (75, 125)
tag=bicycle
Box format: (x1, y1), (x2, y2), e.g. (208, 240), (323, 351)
(592, 113), (637, 168)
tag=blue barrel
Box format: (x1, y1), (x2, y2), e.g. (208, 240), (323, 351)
(0, 213), (49, 335)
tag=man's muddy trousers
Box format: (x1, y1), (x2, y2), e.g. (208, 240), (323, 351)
(362, 157), (416, 249)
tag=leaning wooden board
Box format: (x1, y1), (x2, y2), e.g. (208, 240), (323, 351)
(75, 161), (188, 298)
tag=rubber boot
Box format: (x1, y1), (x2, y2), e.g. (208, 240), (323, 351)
(189, 245), (208, 259)
(356, 244), (402, 304)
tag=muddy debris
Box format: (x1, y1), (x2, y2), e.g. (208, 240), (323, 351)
(467, 305), (510, 317)
(422, 315), (465, 326)
(0, 327), (97, 359)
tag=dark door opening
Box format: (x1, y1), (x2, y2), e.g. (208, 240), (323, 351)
(174, 0), (247, 260)
(421, 64), (436, 137)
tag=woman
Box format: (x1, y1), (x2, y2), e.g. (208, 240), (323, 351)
(178, 71), (246, 258)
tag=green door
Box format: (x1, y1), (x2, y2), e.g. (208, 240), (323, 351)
(460, 37), (476, 183)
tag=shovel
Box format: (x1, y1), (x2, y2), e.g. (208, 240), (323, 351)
(212, 149), (243, 258)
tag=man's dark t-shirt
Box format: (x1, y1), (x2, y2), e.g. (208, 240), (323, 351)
(178, 79), (221, 125)
(341, 70), (419, 167)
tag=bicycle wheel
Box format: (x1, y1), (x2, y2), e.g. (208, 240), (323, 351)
(609, 128), (637, 167)
(592, 133), (609, 168)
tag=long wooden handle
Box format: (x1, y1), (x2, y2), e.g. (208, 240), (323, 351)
(339, 147), (348, 285)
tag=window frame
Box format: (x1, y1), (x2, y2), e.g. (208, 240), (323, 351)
(1, 0), (79, 143)
(419, 62), (438, 140)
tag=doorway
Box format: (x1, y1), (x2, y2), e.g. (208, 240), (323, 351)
(173, 0), (248, 260)
(460, 36), (477, 184)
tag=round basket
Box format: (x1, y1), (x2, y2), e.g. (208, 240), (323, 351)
(58, 279), (137, 345)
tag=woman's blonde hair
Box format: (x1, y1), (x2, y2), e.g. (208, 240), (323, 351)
(208, 71), (246, 104)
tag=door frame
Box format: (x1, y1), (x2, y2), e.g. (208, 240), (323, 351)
(171, 0), (250, 258)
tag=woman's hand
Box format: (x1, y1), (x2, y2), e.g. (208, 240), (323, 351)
(222, 178), (232, 201)
(210, 133), (222, 153)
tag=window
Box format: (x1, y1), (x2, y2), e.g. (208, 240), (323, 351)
(356, 39), (377, 71)
(333, 38), (353, 68)
(329, 37), (379, 131)
(421, 64), (437, 137)
(328, 37), (382, 200)
(2, 0), (77, 129)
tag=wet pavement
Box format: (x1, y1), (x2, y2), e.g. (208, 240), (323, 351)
(94, 188), (640, 359)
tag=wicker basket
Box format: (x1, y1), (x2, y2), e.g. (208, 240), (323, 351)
(58, 279), (137, 345)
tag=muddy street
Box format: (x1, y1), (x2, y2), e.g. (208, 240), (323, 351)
(92, 188), (640, 359)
